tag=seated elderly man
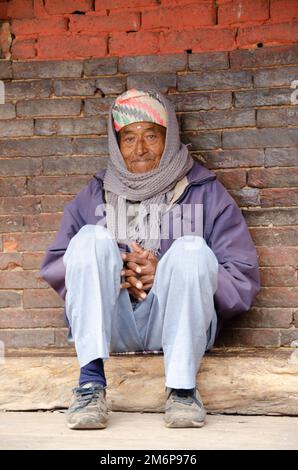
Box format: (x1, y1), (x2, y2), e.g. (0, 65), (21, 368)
(40, 88), (260, 430)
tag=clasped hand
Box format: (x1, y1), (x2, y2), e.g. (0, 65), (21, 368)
(120, 241), (158, 301)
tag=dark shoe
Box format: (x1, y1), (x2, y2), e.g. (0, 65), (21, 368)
(164, 388), (206, 428)
(66, 382), (108, 430)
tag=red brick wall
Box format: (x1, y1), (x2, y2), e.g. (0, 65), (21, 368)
(0, 1), (298, 351)
(0, 0), (297, 60)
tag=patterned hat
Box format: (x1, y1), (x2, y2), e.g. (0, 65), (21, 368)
(112, 89), (167, 132)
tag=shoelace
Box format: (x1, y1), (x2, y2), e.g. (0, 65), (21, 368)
(71, 386), (105, 412)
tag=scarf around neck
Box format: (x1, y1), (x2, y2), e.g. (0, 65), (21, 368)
(103, 88), (194, 254)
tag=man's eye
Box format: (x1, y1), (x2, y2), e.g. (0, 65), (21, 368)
(125, 136), (135, 143)
(147, 134), (156, 140)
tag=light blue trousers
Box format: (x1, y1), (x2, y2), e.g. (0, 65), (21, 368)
(63, 225), (219, 389)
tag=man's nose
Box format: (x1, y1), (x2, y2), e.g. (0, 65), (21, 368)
(135, 138), (147, 155)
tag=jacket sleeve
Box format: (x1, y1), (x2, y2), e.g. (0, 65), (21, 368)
(206, 180), (260, 321)
(39, 184), (91, 300)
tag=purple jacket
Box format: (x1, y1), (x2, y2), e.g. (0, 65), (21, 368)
(39, 161), (260, 322)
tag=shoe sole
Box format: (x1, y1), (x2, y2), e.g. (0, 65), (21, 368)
(165, 419), (205, 428)
(67, 421), (107, 430)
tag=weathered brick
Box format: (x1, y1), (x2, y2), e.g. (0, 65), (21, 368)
(230, 44), (298, 69)
(70, 11), (140, 33)
(0, 104), (16, 120)
(199, 149), (264, 168)
(237, 21), (298, 48)
(217, 328), (280, 347)
(0, 252), (22, 270)
(0, 60), (12, 79)
(43, 156), (108, 176)
(160, 28), (236, 54)
(223, 128), (298, 148)
(264, 148), (298, 167)
(294, 310), (298, 327)
(13, 60), (83, 79)
(0, 270), (47, 288)
(0, 177), (27, 197)
(83, 96), (115, 115)
(248, 168), (298, 188)
(27, 175), (90, 195)
(270, 0), (298, 21)
(229, 307), (293, 328)
(260, 266), (297, 287)
(44, 0), (92, 14)
(95, 77), (125, 95)
(11, 17), (67, 36)
(257, 109), (298, 128)
(0, 215), (23, 232)
(119, 53), (187, 73)
(53, 79), (95, 97)
(218, 0), (269, 24)
(229, 189), (260, 207)
(41, 195), (73, 212)
(35, 117), (106, 136)
(3, 232), (55, 252)
(235, 88), (290, 107)
(0, 138), (73, 157)
(109, 31), (159, 56)
(254, 66), (298, 88)
(22, 252), (45, 270)
(23, 289), (64, 308)
(17, 99), (81, 118)
(95, 0), (157, 7)
(181, 132), (221, 150)
(84, 58), (118, 76)
(4, 80), (52, 101)
(54, 328), (72, 348)
(0, 196), (42, 215)
(243, 208), (298, 226)
(181, 109), (255, 130)
(188, 51), (229, 71)
(23, 213), (62, 232)
(127, 73), (176, 94)
(0, 292), (22, 308)
(215, 169), (246, 189)
(0, 307), (65, 328)
(250, 227), (298, 246)
(169, 92), (232, 111)
(7, 0), (34, 19)
(280, 328), (298, 346)
(38, 35), (107, 60)
(178, 70), (252, 92)
(11, 39), (37, 60)
(0, 328), (55, 348)
(257, 246), (298, 267)
(73, 137), (108, 155)
(142, 3), (215, 29)
(261, 188), (298, 207)
(0, 158), (42, 176)
(0, 119), (34, 138)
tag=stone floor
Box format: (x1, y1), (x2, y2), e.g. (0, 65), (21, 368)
(0, 411), (297, 450)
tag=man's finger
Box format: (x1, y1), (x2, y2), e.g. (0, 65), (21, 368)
(127, 276), (143, 290)
(139, 274), (154, 285)
(126, 261), (142, 274)
(128, 286), (147, 300)
(130, 241), (144, 253)
(120, 281), (131, 289)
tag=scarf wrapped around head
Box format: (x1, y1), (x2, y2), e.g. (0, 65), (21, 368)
(103, 87), (194, 254)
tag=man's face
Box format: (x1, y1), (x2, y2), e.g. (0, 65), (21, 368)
(119, 121), (166, 174)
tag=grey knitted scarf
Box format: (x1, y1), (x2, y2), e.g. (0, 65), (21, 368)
(103, 88), (194, 254)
